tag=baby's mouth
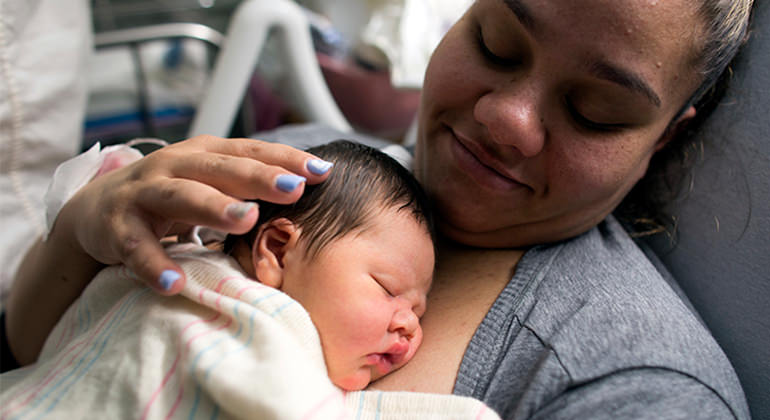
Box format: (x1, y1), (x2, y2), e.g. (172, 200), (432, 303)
(367, 341), (410, 375)
(366, 353), (394, 375)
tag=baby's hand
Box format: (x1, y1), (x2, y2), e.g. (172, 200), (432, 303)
(58, 135), (333, 294)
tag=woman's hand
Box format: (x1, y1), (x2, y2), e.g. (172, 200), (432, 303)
(7, 135), (333, 366)
(59, 135), (333, 294)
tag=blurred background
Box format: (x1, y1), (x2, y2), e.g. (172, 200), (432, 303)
(84, 0), (471, 149)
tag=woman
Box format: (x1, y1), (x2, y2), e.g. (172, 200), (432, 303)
(4, 0), (753, 418)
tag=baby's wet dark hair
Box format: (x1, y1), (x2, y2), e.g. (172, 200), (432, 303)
(224, 140), (435, 258)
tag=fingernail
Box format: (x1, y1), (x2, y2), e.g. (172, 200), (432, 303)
(225, 202), (257, 220)
(276, 174), (306, 192)
(159, 270), (181, 291)
(306, 159), (333, 175)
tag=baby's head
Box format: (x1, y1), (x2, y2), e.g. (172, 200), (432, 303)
(226, 140), (436, 390)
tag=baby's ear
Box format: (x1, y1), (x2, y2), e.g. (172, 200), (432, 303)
(252, 218), (300, 289)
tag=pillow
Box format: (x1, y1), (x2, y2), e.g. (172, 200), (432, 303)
(644, 3), (770, 418)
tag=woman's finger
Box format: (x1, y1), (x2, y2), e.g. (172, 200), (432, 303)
(164, 152), (310, 203)
(134, 178), (265, 234)
(112, 212), (187, 295)
(187, 136), (334, 183)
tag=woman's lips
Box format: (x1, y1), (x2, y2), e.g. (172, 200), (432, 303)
(448, 128), (531, 192)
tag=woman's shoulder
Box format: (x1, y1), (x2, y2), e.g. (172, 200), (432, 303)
(523, 216), (694, 304)
(519, 216), (733, 372)
(509, 216), (696, 332)
(459, 216), (748, 419)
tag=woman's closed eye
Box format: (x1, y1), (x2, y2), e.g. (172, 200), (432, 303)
(565, 97), (627, 132)
(476, 26), (518, 67)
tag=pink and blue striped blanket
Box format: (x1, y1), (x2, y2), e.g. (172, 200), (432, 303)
(0, 245), (499, 420)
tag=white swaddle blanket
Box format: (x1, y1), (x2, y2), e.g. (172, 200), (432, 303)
(0, 245), (500, 420)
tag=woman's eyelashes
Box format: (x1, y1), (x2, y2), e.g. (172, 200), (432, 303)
(473, 23), (629, 134)
(564, 97), (626, 132)
(476, 26), (518, 67)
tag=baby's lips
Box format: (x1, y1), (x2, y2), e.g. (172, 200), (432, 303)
(366, 353), (393, 375)
(384, 339), (411, 366)
(366, 338), (413, 375)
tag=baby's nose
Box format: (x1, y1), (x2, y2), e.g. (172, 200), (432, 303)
(389, 307), (419, 339)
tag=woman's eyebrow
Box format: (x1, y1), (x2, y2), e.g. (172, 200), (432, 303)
(590, 61), (662, 107)
(500, 0), (662, 108)
(502, 0), (537, 33)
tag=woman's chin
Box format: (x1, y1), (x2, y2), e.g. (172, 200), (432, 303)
(436, 217), (508, 248)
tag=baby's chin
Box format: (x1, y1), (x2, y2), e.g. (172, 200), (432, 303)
(331, 357), (411, 391)
(330, 368), (373, 391)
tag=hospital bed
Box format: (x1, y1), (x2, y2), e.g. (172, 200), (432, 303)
(86, 23), (224, 146)
(188, 0), (351, 137)
(185, 1), (770, 417)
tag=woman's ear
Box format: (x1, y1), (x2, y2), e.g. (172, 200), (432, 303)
(252, 218), (301, 289)
(655, 105), (697, 152)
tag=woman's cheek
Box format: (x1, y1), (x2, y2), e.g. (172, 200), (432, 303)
(549, 144), (628, 200)
(424, 26), (479, 104)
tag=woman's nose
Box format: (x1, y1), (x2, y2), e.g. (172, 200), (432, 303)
(473, 86), (546, 157)
(389, 307), (419, 339)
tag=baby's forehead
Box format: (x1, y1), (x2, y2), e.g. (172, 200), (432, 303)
(356, 203), (435, 252)
(367, 203), (434, 240)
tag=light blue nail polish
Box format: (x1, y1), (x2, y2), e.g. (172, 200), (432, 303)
(226, 202), (256, 220)
(159, 270), (181, 291)
(276, 174), (306, 192)
(307, 159), (334, 175)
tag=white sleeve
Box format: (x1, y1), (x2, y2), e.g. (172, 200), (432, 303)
(0, 0), (92, 299)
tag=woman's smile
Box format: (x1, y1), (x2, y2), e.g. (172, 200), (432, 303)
(448, 125), (532, 193)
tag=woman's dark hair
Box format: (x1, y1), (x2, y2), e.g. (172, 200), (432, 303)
(614, 69), (733, 238)
(615, 0), (753, 238)
(224, 140), (435, 258)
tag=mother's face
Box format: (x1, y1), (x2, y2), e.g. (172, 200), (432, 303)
(414, 0), (703, 247)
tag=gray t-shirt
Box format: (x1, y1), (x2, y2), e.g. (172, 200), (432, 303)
(255, 124), (749, 419)
(455, 216), (749, 419)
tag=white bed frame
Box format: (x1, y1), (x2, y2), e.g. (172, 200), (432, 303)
(188, 0), (351, 138)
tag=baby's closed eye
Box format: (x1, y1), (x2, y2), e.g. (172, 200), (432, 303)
(372, 275), (396, 297)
